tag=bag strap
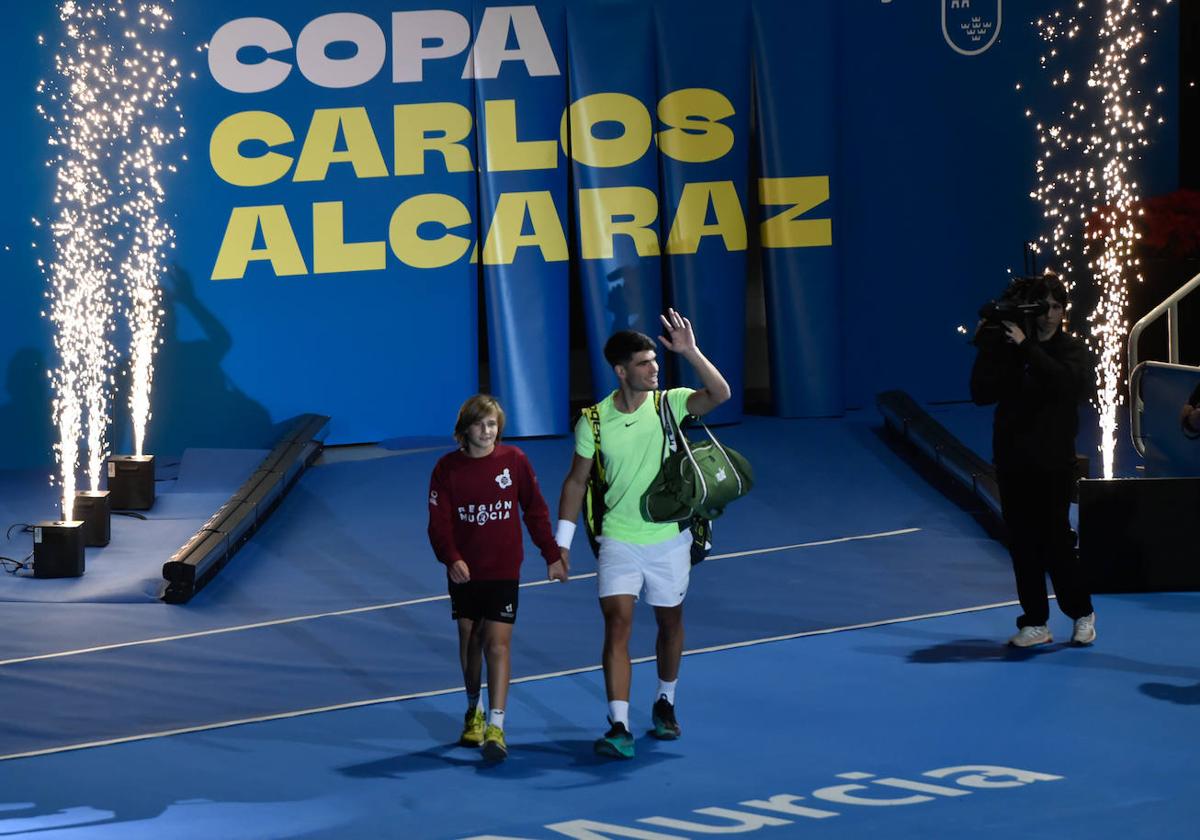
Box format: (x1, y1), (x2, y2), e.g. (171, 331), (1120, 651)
(584, 404), (604, 482)
(655, 390), (676, 459)
(657, 390), (711, 507)
(660, 393), (746, 500)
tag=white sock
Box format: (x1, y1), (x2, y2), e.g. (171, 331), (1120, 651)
(467, 693), (482, 713)
(488, 708), (505, 729)
(608, 700), (630, 729)
(656, 680), (677, 706)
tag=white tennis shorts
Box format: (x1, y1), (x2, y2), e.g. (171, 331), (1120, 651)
(596, 529), (692, 607)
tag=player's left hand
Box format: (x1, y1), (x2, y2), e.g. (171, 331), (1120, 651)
(547, 556), (568, 582)
(658, 308), (697, 355)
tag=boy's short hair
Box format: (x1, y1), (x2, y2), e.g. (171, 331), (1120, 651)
(603, 330), (655, 368)
(454, 394), (505, 448)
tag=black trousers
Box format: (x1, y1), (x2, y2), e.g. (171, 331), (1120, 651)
(997, 467), (1094, 627)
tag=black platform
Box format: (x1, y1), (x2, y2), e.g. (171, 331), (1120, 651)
(1079, 476), (1200, 592)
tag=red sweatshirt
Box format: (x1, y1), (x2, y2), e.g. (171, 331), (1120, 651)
(426, 444), (559, 580)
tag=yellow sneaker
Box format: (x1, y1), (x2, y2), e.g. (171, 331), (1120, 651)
(459, 708), (485, 747)
(481, 724), (508, 761)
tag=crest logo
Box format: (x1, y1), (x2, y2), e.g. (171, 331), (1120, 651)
(715, 467), (727, 482)
(942, 0), (1002, 56)
(495, 468), (513, 489)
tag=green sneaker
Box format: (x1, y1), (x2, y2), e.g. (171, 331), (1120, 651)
(459, 708), (485, 747)
(593, 720), (635, 759)
(481, 724), (508, 761)
(651, 696), (681, 740)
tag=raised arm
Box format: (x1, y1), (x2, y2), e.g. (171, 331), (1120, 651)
(657, 308), (731, 417)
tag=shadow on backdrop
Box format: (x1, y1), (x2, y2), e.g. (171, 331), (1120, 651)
(0, 347), (53, 469)
(145, 265), (275, 456)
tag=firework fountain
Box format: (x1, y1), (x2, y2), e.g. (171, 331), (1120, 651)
(40, 1), (120, 520)
(40, 0), (181, 519)
(114, 3), (183, 457)
(1025, 0), (1172, 480)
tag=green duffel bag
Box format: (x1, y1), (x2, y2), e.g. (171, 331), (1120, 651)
(641, 397), (754, 523)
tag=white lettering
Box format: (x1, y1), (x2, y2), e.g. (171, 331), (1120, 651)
(460, 764), (1065, 837)
(873, 777), (971, 797)
(209, 17), (293, 93)
(546, 820), (685, 840)
(463, 5), (560, 80)
(811, 784), (932, 807)
(640, 807), (792, 832)
(923, 765), (1064, 789)
(296, 13), (386, 89)
(210, 7), (560, 93)
(392, 10), (471, 82)
(737, 795), (838, 820)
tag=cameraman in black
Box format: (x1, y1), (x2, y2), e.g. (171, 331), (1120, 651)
(971, 273), (1096, 648)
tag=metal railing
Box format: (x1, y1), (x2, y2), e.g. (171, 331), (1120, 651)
(1128, 270), (1200, 455)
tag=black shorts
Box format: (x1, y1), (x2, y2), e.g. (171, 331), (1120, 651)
(448, 579), (519, 624)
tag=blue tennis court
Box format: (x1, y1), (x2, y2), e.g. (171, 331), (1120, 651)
(1, 410), (1197, 838)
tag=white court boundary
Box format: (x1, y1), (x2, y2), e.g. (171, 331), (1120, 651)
(0, 528), (921, 668)
(0, 593), (1021, 762)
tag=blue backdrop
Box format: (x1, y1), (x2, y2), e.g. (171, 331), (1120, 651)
(0, 0), (1180, 466)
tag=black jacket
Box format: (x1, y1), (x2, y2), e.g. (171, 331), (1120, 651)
(970, 330), (1091, 471)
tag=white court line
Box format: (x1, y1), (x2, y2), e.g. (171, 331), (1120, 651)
(0, 595), (1016, 763)
(0, 527), (921, 668)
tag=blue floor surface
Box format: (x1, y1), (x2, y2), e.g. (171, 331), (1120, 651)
(0, 414), (1020, 759)
(1, 411), (1193, 838)
(1, 594), (1197, 839)
(0, 412), (1010, 657)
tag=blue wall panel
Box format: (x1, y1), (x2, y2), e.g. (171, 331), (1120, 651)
(0, 0), (1180, 467)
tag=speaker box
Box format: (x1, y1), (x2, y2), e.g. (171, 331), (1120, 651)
(1078, 477), (1200, 592)
(32, 521), (85, 578)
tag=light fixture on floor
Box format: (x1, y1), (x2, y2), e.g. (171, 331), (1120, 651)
(162, 414), (329, 603)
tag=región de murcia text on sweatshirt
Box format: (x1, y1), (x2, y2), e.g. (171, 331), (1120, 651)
(426, 444), (558, 580)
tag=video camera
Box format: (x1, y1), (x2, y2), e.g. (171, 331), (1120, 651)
(975, 275), (1049, 347)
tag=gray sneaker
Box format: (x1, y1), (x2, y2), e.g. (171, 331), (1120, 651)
(1071, 612), (1096, 646)
(1008, 625), (1052, 647)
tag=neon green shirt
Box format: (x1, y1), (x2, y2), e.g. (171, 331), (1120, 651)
(574, 387), (694, 544)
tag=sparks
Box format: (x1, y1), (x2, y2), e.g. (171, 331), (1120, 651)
(40, 0), (183, 517)
(1022, 0), (1171, 479)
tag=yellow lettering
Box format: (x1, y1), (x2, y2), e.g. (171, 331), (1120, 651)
(209, 111), (295, 187)
(578, 187), (660, 259)
(657, 88), (735, 164)
(294, 107), (388, 183)
(211, 205), (307, 280)
(561, 93), (652, 169)
(313, 202), (386, 274)
(484, 99), (558, 172)
(759, 176), (833, 248)
(482, 191), (568, 264)
(388, 194), (473, 269)
(665, 181), (746, 254)
(393, 103), (475, 176)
